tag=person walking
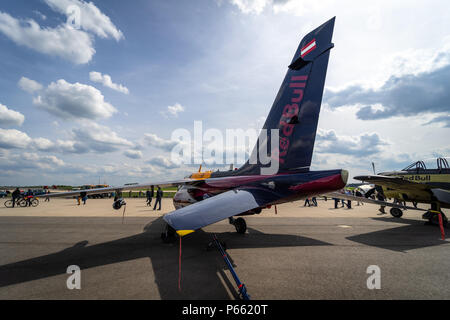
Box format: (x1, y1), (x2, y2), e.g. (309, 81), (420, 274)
(45, 189), (50, 202)
(312, 197), (318, 206)
(146, 189), (152, 206)
(12, 187), (20, 208)
(303, 198), (311, 207)
(153, 186), (163, 211)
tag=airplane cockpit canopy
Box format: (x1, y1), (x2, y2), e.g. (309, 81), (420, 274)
(402, 157), (450, 173)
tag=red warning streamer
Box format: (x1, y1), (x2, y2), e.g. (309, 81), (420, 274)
(178, 236), (182, 292)
(437, 212), (446, 241)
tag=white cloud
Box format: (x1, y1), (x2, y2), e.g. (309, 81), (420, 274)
(0, 128), (32, 149)
(0, 103), (25, 126)
(0, 11), (95, 64)
(0, 121), (133, 156)
(161, 103), (185, 118)
(89, 71), (129, 94)
(33, 10), (47, 21)
(229, 0), (270, 14)
(316, 129), (388, 157)
(0, 151), (65, 172)
(44, 0), (124, 41)
(146, 156), (179, 169)
(32, 137), (55, 151)
(33, 79), (117, 120)
(124, 149), (143, 159)
(18, 77), (43, 93)
(70, 122), (133, 153)
(22, 152), (65, 168)
(143, 133), (179, 151)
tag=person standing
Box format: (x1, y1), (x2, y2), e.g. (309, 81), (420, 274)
(153, 186), (163, 211)
(12, 187), (20, 208)
(80, 191), (87, 205)
(333, 198), (339, 209)
(26, 189), (33, 207)
(355, 189), (363, 206)
(45, 189), (50, 202)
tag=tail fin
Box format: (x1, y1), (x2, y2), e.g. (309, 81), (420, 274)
(239, 17), (335, 175)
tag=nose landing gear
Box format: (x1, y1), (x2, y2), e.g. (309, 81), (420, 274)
(229, 217), (247, 234)
(161, 224), (177, 243)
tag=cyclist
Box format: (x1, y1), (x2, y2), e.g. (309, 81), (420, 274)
(12, 188), (21, 208)
(26, 189), (34, 207)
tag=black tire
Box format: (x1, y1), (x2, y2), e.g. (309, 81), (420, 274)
(17, 199), (27, 207)
(390, 207), (403, 218)
(234, 217), (247, 234)
(429, 212), (448, 227)
(161, 224), (176, 243)
(4, 200), (13, 208)
(31, 199), (39, 207)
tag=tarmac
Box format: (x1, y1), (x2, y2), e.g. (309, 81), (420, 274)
(0, 197), (449, 299)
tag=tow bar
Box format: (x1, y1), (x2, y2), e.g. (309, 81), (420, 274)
(211, 233), (250, 300)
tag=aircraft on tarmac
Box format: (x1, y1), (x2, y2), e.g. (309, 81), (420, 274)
(328, 158), (450, 229)
(353, 158), (450, 226)
(45, 17), (359, 242)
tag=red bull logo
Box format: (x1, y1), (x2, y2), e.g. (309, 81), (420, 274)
(278, 75), (307, 164)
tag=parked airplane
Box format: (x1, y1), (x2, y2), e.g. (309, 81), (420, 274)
(45, 17), (349, 241)
(354, 158), (450, 226)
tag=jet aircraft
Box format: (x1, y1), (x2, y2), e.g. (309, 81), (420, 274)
(44, 18), (348, 242)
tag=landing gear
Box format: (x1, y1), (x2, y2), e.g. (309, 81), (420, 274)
(161, 224), (177, 243)
(390, 207), (403, 218)
(229, 217), (247, 234)
(423, 211), (448, 227)
(423, 203), (448, 227)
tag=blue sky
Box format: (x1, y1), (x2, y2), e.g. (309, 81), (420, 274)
(1, 0), (450, 186)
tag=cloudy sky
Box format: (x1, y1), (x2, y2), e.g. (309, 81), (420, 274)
(0, 0), (449, 186)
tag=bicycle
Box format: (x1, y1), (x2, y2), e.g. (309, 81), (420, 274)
(4, 196), (38, 208)
(24, 196), (39, 207)
(4, 197), (25, 208)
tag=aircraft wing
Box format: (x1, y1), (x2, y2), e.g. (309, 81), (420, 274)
(325, 192), (426, 211)
(354, 175), (431, 191)
(43, 179), (196, 198)
(163, 187), (280, 233)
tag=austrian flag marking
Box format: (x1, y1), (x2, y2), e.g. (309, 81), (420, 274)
(301, 39), (316, 58)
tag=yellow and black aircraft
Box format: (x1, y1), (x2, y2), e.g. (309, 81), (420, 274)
(353, 157), (450, 226)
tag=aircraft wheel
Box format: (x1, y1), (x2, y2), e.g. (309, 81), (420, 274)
(234, 217), (247, 234)
(390, 208), (403, 218)
(161, 224), (176, 243)
(428, 212), (448, 227)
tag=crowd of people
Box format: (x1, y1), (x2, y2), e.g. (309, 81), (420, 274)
(301, 188), (371, 210)
(74, 185), (165, 210)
